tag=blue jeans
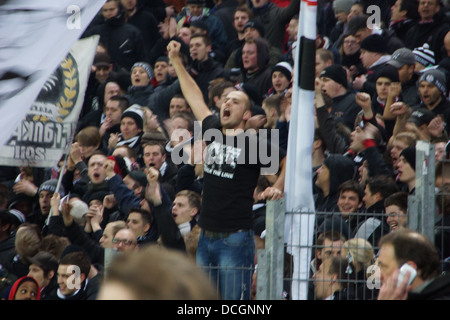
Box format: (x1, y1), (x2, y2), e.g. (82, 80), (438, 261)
(196, 229), (255, 300)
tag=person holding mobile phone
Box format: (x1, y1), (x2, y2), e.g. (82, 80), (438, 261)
(377, 229), (450, 300)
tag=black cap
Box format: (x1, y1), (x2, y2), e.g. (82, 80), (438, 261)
(272, 61), (293, 81)
(320, 65), (348, 88)
(127, 170), (148, 188)
(28, 251), (59, 274)
(243, 20), (265, 37)
(400, 147), (416, 170)
(360, 34), (388, 54)
(407, 108), (435, 127)
(376, 64), (400, 82)
(93, 53), (111, 67)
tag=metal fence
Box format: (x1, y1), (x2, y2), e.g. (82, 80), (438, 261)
(256, 141), (450, 300)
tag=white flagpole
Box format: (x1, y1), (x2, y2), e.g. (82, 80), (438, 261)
(284, 0), (317, 300)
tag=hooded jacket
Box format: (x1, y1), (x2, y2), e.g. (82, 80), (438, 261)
(236, 37), (273, 100)
(8, 276), (41, 300)
(315, 154), (357, 215)
(315, 154), (357, 236)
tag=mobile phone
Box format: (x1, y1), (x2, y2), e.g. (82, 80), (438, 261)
(397, 263), (417, 287)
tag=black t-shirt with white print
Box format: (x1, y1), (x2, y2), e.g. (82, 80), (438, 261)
(198, 114), (285, 232)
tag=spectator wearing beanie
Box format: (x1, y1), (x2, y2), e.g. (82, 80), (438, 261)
(317, 64), (361, 131)
(372, 64), (400, 117)
(353, 34), (392, 98)
(34, 179), (65, 230)
(151, 56), (171, 89)
(329, 0), (354, 46)
(413, 44), (436, 73)
(266, 61), (292, 97)
(397, 146), (416, 194)
(125, 62), (155, 106)
(111, 105), (145, 165)
(415, 69), (450, 131)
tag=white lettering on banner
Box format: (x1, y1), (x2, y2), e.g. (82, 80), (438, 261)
(10, 121), (71, 149)
(0, 34), (99, 167)
(0, 0), (105, 155)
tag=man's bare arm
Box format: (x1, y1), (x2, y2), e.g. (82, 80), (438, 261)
(167, 40), (212, 122)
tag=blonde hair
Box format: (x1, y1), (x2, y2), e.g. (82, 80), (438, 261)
(341, 238), (375, 273)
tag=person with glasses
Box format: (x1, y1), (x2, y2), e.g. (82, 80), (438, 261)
(112, 228), (138, 252)
(339, 34), (365, 81)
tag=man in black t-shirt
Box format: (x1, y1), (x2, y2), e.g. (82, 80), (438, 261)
(168, 40), (286, 300)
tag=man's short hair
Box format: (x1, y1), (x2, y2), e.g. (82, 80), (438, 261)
(391, 132), (417, 147)
(75, 126), (101, 148)
(175, 190), (201, 211)
(59, 251), (91, 278)
(384, 191), (409, 213)
(234, 4), (253, 20)
(108, 95), (130, 112)
(129, 207), (153, 226)
(190, 32), (212, 47)
(378, 229), (441, 281)
(262, 94), (282, 116)
(171, 110), (195, 133)
(142, 141), (166, 156)
(337, 179), (364, 202)
(317, 230), (346, 247)
(316, 48), (334, 64)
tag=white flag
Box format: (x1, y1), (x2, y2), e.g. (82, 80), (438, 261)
(0, 35), (99, 167)
(0, 0), (105, 154)
(284, 0), (317, 300)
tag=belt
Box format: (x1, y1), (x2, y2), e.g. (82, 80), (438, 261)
(202, 229), (249, 238)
